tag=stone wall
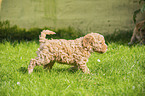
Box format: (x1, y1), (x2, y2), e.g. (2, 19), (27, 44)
(0, 0), (144, 34)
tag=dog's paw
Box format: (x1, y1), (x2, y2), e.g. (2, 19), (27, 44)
(28, 68), (33, 74)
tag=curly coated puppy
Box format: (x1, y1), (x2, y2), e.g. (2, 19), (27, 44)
(28, 30), (107, 74)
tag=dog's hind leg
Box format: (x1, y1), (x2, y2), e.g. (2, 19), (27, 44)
(28, 58), (41, 74)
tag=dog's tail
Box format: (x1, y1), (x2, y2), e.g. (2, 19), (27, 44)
(39, 30), (56, 43)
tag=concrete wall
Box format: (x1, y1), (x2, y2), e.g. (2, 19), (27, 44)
(0, 0), (144, 34)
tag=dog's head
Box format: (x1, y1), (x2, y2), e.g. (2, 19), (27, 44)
(83, 33), (107, 53)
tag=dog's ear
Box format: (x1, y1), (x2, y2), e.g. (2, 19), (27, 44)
(83, 34), (95, 48)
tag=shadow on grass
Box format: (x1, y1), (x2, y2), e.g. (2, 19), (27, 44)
(18, 66), (43, 74)
(0, 20), (85, 42)
(0, 20), (133, 44)
(54, 67), (80, 74)
(18, 67), (28, 74)
(18, 66), (78, 74)
(104, 29), (133, 44)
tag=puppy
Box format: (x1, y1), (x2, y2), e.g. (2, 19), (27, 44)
(28, 30), (107, 74)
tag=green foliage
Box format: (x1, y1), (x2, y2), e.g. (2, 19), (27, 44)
(133, 9), (141, 24)
(0, 20), (40, 41)
(104, 29), (132, 44)
(0, 20), (85, 42)
(141, 3), (145, 13)
(0, 20), (133, 44)
(139, 0), (145, 4)
(133, 0), (145, 23)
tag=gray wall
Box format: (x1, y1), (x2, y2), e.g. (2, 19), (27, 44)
(0, 0), (144, 34)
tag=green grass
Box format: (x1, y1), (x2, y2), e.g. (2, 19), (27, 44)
(0, 39), (144, 96)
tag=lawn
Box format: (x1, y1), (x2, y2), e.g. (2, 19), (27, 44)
(0, 34), (144, 96)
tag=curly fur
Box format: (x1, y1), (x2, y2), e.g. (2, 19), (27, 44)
(28, 30), (107, 74)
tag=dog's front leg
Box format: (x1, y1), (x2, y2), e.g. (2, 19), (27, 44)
(77, 58), (90, 74)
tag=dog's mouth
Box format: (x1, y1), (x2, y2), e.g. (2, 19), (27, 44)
(96, 45), (107, 53)
(97, 49), (107, 53)
(103, 49), (108, 53)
